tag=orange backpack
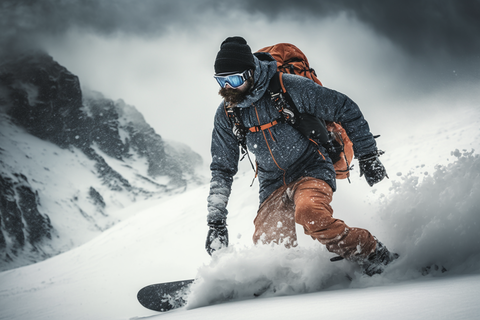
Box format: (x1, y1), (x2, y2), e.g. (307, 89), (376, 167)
(257, 43), (354, 179)
(258, 43), (323, 86)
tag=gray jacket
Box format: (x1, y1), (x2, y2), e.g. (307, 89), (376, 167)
(207, 53), (377, 224)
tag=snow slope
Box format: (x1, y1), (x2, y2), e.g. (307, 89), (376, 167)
(0, 105), (479, 320)
(0, 111), (197, 270)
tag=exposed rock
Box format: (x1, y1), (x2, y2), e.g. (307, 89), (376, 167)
(0, 51), (203, 270)
(0, 172), (52, 263)
(88, 187), (106, 209)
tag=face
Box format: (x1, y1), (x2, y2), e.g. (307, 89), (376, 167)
(218, 77), (253, 105)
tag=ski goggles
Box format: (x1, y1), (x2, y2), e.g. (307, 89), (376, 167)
(214, 69), (253, 88)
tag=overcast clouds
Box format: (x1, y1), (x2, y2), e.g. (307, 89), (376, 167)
(238, 0), (480, 58)
(3, 1), (479, 69)
(2, 0), (479, 161)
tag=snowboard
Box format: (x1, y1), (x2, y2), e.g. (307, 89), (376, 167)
(137, 264), (447, 312)
(137, 279), (195, 312)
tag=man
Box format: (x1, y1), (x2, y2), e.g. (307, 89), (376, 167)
(206, 36), (398, 276)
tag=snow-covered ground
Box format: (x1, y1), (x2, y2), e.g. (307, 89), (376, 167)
(0, 105), (479, 320)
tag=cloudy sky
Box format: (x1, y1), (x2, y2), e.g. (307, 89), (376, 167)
(2, 0), (479, 161)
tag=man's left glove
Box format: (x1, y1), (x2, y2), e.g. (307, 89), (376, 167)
(359, 151), (388, 187)
(205, 221), (229, 256)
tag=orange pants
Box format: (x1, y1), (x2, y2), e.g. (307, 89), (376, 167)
(253, 177), (376, 260)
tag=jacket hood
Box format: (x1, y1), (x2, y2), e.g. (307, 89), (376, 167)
(236, 53), (278, 108)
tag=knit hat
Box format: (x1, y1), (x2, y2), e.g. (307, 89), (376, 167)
(214, 36), (256, 74)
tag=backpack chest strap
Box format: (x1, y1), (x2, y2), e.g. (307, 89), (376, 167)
(248, 119), (281, 133)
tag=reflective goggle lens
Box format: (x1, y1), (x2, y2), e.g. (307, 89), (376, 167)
(215, 74), (244, 88)
(214, 70), (251, 88)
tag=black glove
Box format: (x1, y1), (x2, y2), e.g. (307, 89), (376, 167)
(359, 151), (388, 187)
(205, 221), (229, 256)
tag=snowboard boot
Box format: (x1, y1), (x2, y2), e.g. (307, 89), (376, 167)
(360, 241), (399, 276)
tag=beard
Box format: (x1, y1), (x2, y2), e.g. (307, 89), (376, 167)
(218, 78), (253, 105)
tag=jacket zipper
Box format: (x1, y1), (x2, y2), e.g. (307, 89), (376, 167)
(254, 105), (287, 186)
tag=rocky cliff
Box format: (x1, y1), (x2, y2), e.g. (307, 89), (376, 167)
(0, 52), (203, 271)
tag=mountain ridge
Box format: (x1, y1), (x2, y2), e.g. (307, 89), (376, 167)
(0, 51), (204, 271)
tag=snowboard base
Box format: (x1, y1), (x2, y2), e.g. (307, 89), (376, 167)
(137, 279), (195, 312)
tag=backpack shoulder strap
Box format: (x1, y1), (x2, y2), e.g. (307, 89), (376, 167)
(269, 72), (331, 146)
(268, 71), (286, 94)
(224, 102), (246, 145)
(223, 102), (257, 175)
(268, 72), (300, 123)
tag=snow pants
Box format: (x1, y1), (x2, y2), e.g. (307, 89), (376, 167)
(253, 177), (377, 260)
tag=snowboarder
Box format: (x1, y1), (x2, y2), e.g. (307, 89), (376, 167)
(206, 36), (398, 276)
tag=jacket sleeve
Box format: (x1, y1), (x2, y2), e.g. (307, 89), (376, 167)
(207, 104), (240, 225)
(284, 74), (378, 158)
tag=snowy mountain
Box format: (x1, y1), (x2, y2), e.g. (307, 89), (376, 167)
(0, 52), (203, 271)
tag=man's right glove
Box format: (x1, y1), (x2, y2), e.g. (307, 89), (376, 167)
(359, 151), (388, 187)
(205, 221), (229, 256)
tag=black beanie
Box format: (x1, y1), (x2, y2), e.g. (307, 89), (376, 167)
(214, 36), (256, 74)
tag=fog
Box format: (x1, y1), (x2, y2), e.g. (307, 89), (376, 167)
(2, 0), (479, 161)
